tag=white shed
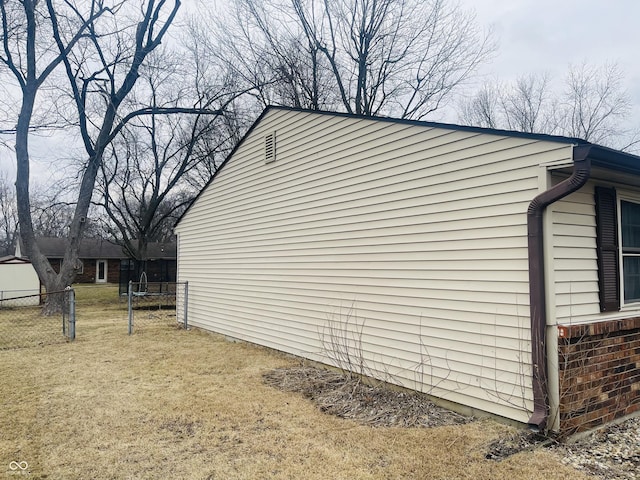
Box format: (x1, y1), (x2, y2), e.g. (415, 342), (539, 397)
(175, 107), (640, 435)
(0, 255), (40, 306)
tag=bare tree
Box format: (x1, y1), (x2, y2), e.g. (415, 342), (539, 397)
(459, 63), (639, 152)
(96, 102), (233, 266)
(28, 183), (105, 239)
(502, 74), (552, 133)
(214, 0), (494, 119)
(458, 81), (500, 129)
(0, 0), (218, 311)
(93, 34), (244, 269)
(461, 74), (552, 134)
(0, 172), (103, 256)
(559, 63), (635, 146)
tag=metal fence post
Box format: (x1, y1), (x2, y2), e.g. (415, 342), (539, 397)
(183, 281), (188, 330)
(69, 288), (76, 341)
(128, 280), (133, 335)
(62, 290), (67, 336)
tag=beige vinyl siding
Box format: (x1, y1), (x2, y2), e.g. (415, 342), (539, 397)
(177, 109), (573, 423)
(552, 176), (640, 323)
(551, 179), (599, 323)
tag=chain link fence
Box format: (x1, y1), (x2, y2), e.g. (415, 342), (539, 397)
(0, 289), (75, 350)
(0, 281), (189, 346)
(127, 281), (188, 334)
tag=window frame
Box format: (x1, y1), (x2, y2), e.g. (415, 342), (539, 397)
(96, 259), (108, 283)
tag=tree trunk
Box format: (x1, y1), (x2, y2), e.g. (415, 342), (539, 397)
(15, 90), (81, 313)
(41, 278), (71, 315)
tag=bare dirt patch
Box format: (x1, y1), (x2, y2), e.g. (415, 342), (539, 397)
(484, 430), (550, 461)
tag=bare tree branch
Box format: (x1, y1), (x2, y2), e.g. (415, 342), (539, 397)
(211, 0), (494, 119)
(458, 62), (639, 153)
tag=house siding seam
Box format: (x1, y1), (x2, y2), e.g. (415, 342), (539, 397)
(176, 109), (576, 424)
(558, 317), (640, 435)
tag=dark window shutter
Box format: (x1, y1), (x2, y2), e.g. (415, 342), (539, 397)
(594, 186), (620, 311)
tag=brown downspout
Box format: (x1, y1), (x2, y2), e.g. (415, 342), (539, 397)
(527, 145), (592, 431)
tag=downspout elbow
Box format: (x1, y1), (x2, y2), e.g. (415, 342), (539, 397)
(527, 146), (592, 431)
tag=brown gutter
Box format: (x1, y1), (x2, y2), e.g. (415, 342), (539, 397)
(527, 145), (592, 431)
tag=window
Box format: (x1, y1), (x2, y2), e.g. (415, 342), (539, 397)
(96, 259), (108, 283)
(595, 186), (640, 310)
(120, 259), (135, 270)
(620, 200), (640, 303)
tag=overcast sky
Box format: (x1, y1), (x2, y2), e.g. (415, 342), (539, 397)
(459, 0), (640, 112)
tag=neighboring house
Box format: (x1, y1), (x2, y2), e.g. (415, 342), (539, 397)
(0, 255), (40, 306)
(174, 106), (640, 435)
(32, 236), (123, 283)
(118, 242), (178, 294)
(19, 237), (177, 286)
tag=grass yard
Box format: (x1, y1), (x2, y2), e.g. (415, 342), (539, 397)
(0, 291), (69, 351)
(1, 286), (589, 479)
(0, 305), (62, 350)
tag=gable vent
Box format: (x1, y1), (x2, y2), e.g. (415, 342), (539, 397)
(264, 132), (276, 164)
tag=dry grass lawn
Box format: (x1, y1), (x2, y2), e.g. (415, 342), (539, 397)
(0, 285), (589, 479)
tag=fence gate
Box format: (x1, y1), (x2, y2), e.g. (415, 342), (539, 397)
(127, 281), (188, 334)
(0, 289), (75, 350)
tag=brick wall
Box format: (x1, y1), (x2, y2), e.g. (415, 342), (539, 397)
(558, 317), (640, 435)
(107, 260), (120, 283)
(49, 258), (121, 283)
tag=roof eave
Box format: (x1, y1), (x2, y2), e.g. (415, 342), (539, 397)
(587, 144), (640, 175)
